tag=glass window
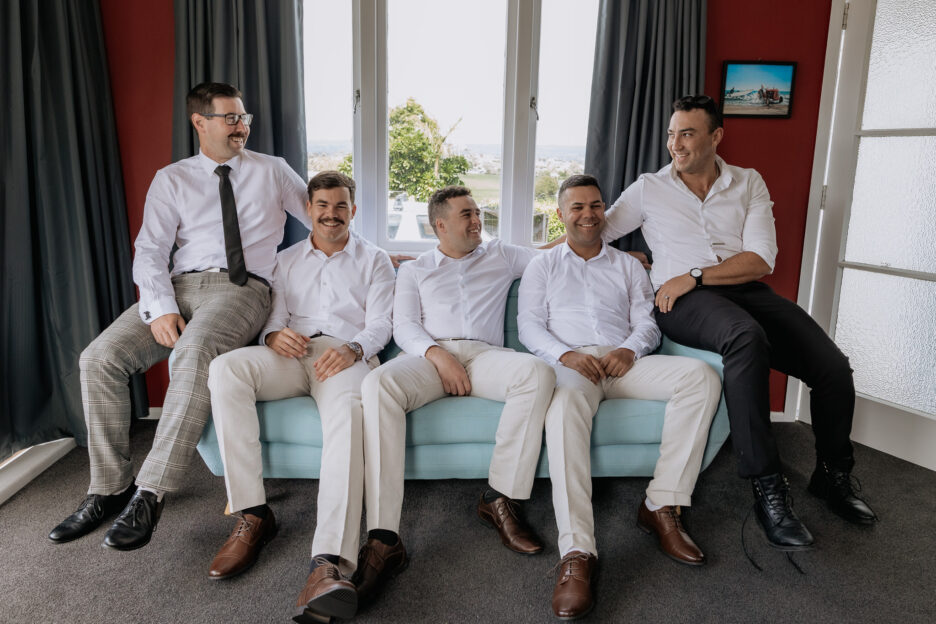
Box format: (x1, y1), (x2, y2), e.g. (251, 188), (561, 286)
(303, 0), (353, 179)
(386, 0), (507, 242)
(531, 0), (599, 243)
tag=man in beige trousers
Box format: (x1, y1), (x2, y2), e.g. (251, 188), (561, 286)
(205, 172), (395, 624)
(519, 174), (722, 620)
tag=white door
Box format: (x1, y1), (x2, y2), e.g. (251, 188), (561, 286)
(793, 0), (936, 470)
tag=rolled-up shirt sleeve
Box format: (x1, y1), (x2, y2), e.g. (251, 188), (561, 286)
(133, 171), (181, 324)
(518, 256), (571, 366)
(740, 171), (778, 272)
(616, 260), (661, 357)
(392, 264), (438, 357)
(278, 159), (316, 232)
(352, 252), (396, 360)
(602, 179), (645, 243)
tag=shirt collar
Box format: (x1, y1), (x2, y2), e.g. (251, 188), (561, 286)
(559, 240), (609, 263)
(432, 241), (487, 266)
(666, 154), (733, 195)
(197, 149), (243, 175)
(304, 229), (358, 258)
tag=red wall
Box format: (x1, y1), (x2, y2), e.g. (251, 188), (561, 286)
(99, 1), (833, 411)
(706, 0), (833, 411)
(100, 0), (175, 406)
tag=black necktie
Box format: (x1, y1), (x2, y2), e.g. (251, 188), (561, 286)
(214, 165), (247, 286)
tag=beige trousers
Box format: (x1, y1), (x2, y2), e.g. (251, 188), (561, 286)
(361, 340), (556, 533)
(207, 336), (377, 574)
(546, 347), (721, 557)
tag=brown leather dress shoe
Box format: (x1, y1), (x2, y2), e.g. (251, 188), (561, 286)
(351, 537), (408, 606)
(208, 511), (278, 580)
(552, 551), (597, 620)
(477, 494), (544, 555)
(293, 559), (357, 623)
(636, 500), (706, 566)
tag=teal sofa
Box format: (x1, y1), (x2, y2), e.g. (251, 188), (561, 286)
(192, 280), (729, 479)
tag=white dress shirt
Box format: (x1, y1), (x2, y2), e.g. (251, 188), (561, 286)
(603, 155), (778, 290)
(518, 242), (660, 366)
(132, 149), (313, 323)
(259, 231), (395, 361)
(393, 239), (537, 356)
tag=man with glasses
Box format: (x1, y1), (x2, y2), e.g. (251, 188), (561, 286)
(601, 95), (877, 556)
(48, 82), (314, 551)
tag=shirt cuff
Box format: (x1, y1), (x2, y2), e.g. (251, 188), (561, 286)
(138, 296), (179, 325)
(547, 343), (573, 367)
(617, 340), (647, 360)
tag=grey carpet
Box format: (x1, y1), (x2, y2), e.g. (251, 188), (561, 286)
(2, 420), (934, 623)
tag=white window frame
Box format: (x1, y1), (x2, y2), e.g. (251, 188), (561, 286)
(350, 0), (545, 252)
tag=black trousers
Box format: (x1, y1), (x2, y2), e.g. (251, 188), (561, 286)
(654, 281), (855, 478)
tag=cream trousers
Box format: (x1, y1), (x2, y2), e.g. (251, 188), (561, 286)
(207, 336), (377, 575)
(546, 347), (721, 557)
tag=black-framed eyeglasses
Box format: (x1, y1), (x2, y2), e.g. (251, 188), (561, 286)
(201, 112), (253, 126)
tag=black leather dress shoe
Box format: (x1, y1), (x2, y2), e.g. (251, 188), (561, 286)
(752, 473), (814, 550)
(102, 489), (164, 551)
(48, 481), (137, 543)
(808, 460), (878, 525)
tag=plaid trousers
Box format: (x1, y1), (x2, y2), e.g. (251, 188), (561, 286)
(80, 272), (271, 494)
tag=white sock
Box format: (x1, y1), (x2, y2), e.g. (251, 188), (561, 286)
(645, 497), (664, 511)
(139, 486), (164, 502)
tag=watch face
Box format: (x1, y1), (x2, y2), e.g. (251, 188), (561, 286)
(690, 268), (702, 278)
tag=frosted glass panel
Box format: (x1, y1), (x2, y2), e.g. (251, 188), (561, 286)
(835, 270), (936, 415)
(862, 0), (936, 129)
(845, 137), (936, 273)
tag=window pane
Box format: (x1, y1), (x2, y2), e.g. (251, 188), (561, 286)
(531, 0), (599, 244)
(303, 1), (353, 179)
(387, 0), (507, 242)
(861, 0), (936, 130)
(835, 269), (936, 415)
(845, 136), (936, 273)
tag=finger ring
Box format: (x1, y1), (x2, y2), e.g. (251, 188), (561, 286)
(664, 295), (670, 299)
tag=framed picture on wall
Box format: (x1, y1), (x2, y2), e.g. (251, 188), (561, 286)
(720, 61), (797, 118)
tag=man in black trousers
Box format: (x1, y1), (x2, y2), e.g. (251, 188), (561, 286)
(600, 94), (877, 551)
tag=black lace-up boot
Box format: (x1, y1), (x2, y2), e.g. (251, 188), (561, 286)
(752, 473), (814, 550)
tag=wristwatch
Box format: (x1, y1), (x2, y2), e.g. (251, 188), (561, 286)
(690, 267), (703, 288)
(345, 341), (364, 361)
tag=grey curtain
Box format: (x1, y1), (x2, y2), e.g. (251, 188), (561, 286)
(172, 0), (308, 246)
(585, 0), (706, 256)
(1, 0), (147, 459)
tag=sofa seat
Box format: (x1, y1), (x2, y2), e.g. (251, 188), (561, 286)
(191, 278), (729, 480)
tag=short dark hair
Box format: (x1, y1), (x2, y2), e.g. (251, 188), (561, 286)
(558, 174), (602, 207)
(672, 94), (722, 132)
(427, 185), (472, 234)
(187, 82), (243, 118)
(307, 171), (356, 204)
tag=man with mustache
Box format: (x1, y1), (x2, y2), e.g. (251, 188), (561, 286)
(519, 174), (721, 620)
(353, 186), (556, 608)
(601, 95), (877, 554)
(49, 82), (315, 551)
(205, 171), (394, 623)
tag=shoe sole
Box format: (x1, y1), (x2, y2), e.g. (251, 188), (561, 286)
(476, 515), (544, 555)
(293, 585), (358, 622)
(208, 524), (280, 580)
(635, 520), (706, 566)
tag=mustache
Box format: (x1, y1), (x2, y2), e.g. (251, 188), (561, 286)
(318, 217), (345, 225)
(228, 132), (247, 138)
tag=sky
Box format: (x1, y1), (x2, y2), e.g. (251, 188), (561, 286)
(724, 63), (795, 91)
(303, 0), (599, 148)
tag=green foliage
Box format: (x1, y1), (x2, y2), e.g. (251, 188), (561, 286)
(534, 174), (559, 201)
(338, 154), (353, 177)
(547, 209), (566, 241)
(388, 98), (469, 201)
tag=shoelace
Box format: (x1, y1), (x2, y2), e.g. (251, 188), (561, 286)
(548, 552), (593, 581)
(232, 517), (255, 539)
(742, 477), (806, 575)
(119, 496), (150, 528)
(311, 557), (341, 579)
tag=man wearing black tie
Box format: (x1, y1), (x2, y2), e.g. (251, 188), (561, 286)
(48, 82), (314, 551)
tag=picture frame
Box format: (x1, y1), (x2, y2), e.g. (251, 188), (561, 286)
(720, 61), (797, 119)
